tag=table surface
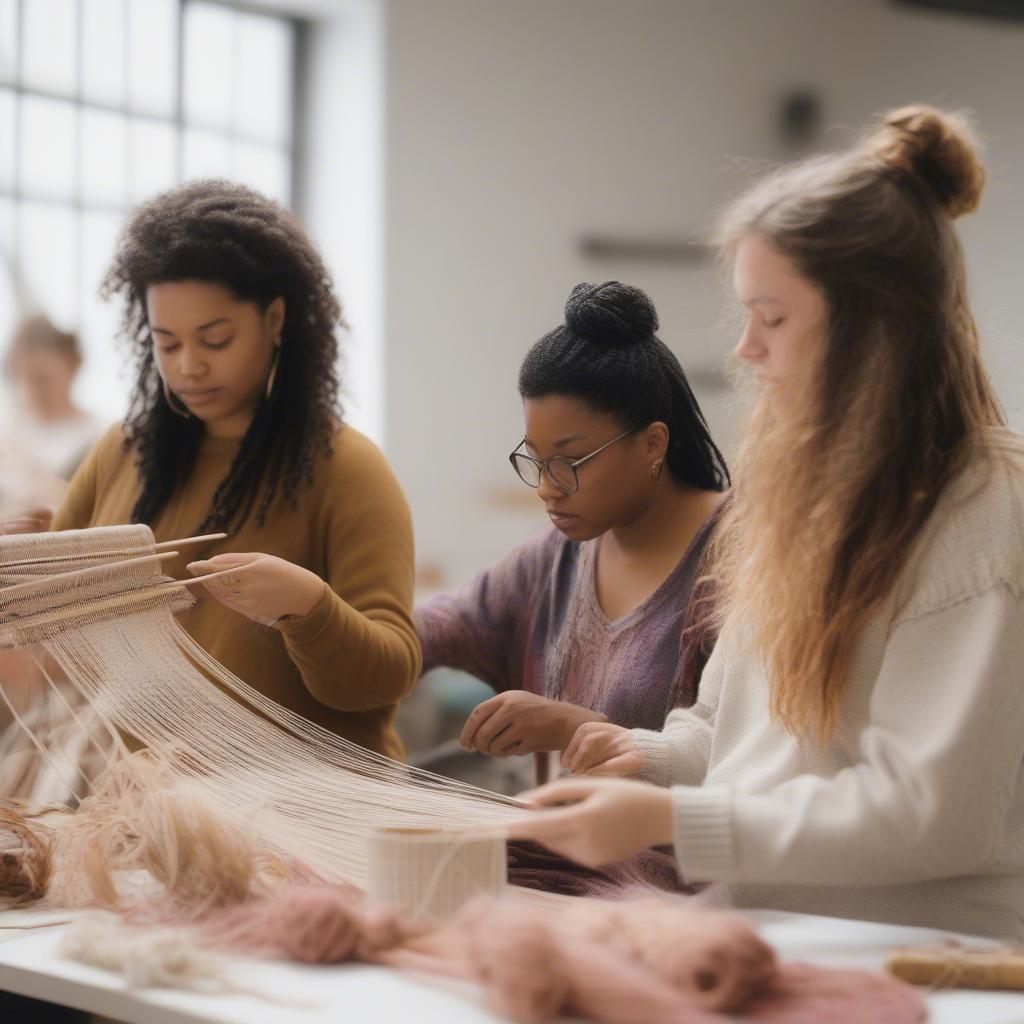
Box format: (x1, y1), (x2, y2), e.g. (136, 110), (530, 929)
(2, 906), (1023, 1024)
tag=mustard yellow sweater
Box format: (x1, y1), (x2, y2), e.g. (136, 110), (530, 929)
(52, 424), (420, 760)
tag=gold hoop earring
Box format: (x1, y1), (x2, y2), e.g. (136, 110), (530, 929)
(162, 378), (191, 418)
(265, 345), (281, 401)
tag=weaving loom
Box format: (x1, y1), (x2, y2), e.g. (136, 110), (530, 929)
(0, 525), (524, 889)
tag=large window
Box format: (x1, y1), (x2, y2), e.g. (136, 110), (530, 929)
(0, 0), (296, 416)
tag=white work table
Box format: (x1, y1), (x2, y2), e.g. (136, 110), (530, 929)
(1, 907), (1023, 1023)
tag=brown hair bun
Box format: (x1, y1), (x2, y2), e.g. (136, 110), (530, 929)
(867, 104), (985, 218)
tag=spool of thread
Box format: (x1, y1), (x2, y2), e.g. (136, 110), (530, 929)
(887, 943), (1024, 991)
(365, 827), (506, 925)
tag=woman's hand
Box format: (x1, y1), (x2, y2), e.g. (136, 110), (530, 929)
(0, 506), (52, 535)
(507, 777), (673, 867)
(561, 720), (645, 776)
(459, 691), (607, 757)
(187, 553), (325, 627)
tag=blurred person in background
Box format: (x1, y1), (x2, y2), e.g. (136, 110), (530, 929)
(0, 322), (106, 805)
(0, 314), (106, 513)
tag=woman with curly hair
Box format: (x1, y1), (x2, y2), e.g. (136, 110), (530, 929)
(51, 181), (420, 759)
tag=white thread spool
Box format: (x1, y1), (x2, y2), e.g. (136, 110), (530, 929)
(365, 827), (506, 924)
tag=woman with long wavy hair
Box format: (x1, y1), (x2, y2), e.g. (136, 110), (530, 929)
(52, 181), (420, 759)
(511, 105), (1024, 941)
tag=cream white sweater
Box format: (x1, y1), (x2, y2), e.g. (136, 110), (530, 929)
(632, 428), (1024, 941)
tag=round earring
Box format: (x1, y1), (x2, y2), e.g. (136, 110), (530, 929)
(162, 378), (191, 418)
(265, 344), (281, 401)
(651, 460), (663, 479)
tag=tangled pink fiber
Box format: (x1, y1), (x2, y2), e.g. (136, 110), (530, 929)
(195, 883), (926, 1024)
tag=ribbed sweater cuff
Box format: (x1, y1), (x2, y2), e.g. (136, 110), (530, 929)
(631, 728), (672, 786)
(276, 581), (336, 644)
(671, 785), (737, 882)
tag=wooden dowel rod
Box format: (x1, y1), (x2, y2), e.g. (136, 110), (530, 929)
(153, 533), (227, 551)
(0, 533), (226, 569)
(152, 565), (249, 591)
(0, 548), (153, 568)
(0, 566), (249, 642)
(0, 552), (178, 608)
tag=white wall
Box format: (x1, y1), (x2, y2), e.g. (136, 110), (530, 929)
(3, 0), (1014, 577)
(300, 0), (386, 444)
(380, 0), (1024, 588)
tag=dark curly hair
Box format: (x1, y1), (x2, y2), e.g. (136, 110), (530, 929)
(102, 180), (344, 533)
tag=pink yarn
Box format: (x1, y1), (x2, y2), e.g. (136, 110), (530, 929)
(747, 961), (928, 1023)
(558, 896), (777, 1010)
(455, 901), (723, 1024)
(189, 884), (924, 1024)
(200, 883), (412, 964)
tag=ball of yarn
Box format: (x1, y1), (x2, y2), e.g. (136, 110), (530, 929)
(267, 886), (361, 963)
(0, 807), (53, 906)
(564, 281), (658, 347)
(561, 897), (776, 1011)
(462, 905), (570, 1023)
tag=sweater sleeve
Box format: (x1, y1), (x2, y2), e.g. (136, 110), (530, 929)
(632, 655), (722, 788)
(670, 584), (1024, 885)
(414, 530), (558, 694)
(276, 434), (421, 712)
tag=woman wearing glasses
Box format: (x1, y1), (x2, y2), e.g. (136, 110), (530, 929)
(416, 282), (728, 891)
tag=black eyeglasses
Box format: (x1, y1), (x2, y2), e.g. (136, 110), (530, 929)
(508, 430), (635, 494)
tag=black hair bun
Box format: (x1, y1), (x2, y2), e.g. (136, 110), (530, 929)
(564, 281), (658, 347)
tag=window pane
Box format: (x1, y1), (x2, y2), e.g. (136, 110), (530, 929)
(83, 0), (127, 106)
(18, 201), (77, 330)
(0, 195), (11, 249)
(0, 199), (15, 374)
(183, 2), (235, 131)
(23, 0), (76, 95)
(79, 211), (127, 417)
(183, 127), (229, 181)
(230, 141), (290, 206)
(0, 88), (13, 190)
(127, 0), (177, 116)
(81, 109), (127, 206)
(0, 0), (17, 84)
(235, 14), (292, 145)
(19, 96), (76, 200)
(128, 119), (177, 203)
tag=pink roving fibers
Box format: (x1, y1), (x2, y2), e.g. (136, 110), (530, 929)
(190, 883), (925, 1024)
(200, 882), (414, 964)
